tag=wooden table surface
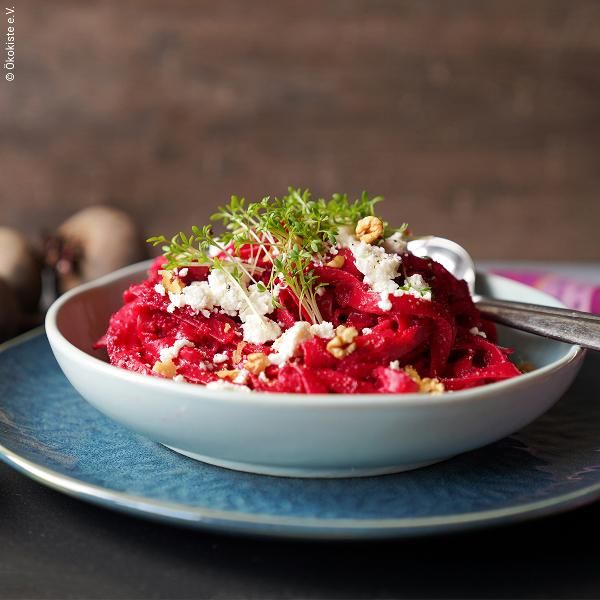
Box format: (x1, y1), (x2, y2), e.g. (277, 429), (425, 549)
(1, 0), (600, 261)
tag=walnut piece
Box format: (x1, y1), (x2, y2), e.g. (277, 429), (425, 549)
(326, 325), (359, 359)
(232, 341), (247, 364)
(161, 270), (185, 294)
(404, 364), (445, 394)
(245, 352), (269, 374)
(325, 255), (345, 269)
(216, 369), (239, 380)
(355, 216), (384, 244)
(152, 358), (177, 378)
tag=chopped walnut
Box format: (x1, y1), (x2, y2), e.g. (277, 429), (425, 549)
(419, 378), (445, 394)
(404, 364), (445, 394)
(152, 358), (177, 378)
(325, 255), (345, 269)
(216, 369), (239, 381)
(245, 352), (269, 374)
(232, 341), (247, 364)
(326, 325), (359, 359)
(161, 270), (185, 294)
(355, 216), (384, 244)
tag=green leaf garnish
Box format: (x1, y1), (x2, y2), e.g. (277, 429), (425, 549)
(147, 188), (407, 323)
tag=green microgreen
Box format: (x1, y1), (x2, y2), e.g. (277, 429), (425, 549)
(147, 188), (408, 323)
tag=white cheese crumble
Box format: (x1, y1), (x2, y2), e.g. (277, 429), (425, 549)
(268, 321), (313, 366)
(393, 274), (432, 301)
(154, 283), (166, 296)
(336, 227), (432, 310)
(389, 360), (400, 371)
(173, 374), (186, 383)
(164, 263), (280, 344)
(182, 281), (215, 313)
(362, 327), (373, 335)
(207, 269), (249, 316)
(469, 326), (487, 338)
(159, 339), (194, 363)
(233, 369), (250, 385)
(178, 267), (189, 277)
(167, 291), (187, 313)
(241, 315), (282, 345)
(205, 380), (252, 392)
(213, 352), (228, 364)
(238, 284), (274, 322)
(337, 227), (401, 310)
(309, 321), (335, 339)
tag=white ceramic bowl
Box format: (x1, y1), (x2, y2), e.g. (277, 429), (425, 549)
(45, 261), (585, 478)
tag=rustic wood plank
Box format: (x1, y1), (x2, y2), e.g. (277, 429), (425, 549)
(1, 0), (599, 260)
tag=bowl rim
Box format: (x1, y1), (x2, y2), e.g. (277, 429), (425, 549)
(45, 260), (585, 409)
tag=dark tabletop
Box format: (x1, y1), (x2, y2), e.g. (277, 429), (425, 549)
(1, 456), (599, 600)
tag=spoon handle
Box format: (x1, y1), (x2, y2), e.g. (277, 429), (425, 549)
(475, 297), (600, 351)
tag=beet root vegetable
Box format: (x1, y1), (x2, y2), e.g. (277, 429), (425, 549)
(54, 206), (144, 292)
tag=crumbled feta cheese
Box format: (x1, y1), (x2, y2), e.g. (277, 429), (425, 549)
(205, 269), (275, 322)
(258, 371), (269, 382)
(268, 322), (313, 366)
(362, 327), (373, 335)
(389, 360), (400, 371)
(383, 231), (407, 255)
(353, 243), (401, 291)
(213, 352), (228, 364)
(201, 309), (211, 318)
(207, 269), (248, 316)
(241, 315), (282, 345)
(154, 283), (166, 296)
(205, 380), (252, 392)
(167, 291), (187, 313)
(182, 281), (215, 313)
(469, 327), (487, 338)
(238, 284), (275, 321)
(159, 339), (194, 363)
(337, 226), (402, 311)
(407, 274), (428, 292)
(378, 293), (393, 311)
(178, 267), (189, 277)
(173, 374), (186, 383)
(393, 274), (432, 301)
(233, 369), (250, 385)
(309, 321), (335, 339)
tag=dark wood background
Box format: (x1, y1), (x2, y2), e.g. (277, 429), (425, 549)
(2, 0), (600, 260)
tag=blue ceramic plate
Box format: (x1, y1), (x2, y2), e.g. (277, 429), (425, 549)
(1, 330), (599, 539)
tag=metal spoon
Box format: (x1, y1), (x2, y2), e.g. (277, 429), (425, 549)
(407, 237), (600, 351)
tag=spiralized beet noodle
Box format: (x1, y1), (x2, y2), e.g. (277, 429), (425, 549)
(97, 247), (521, 394)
